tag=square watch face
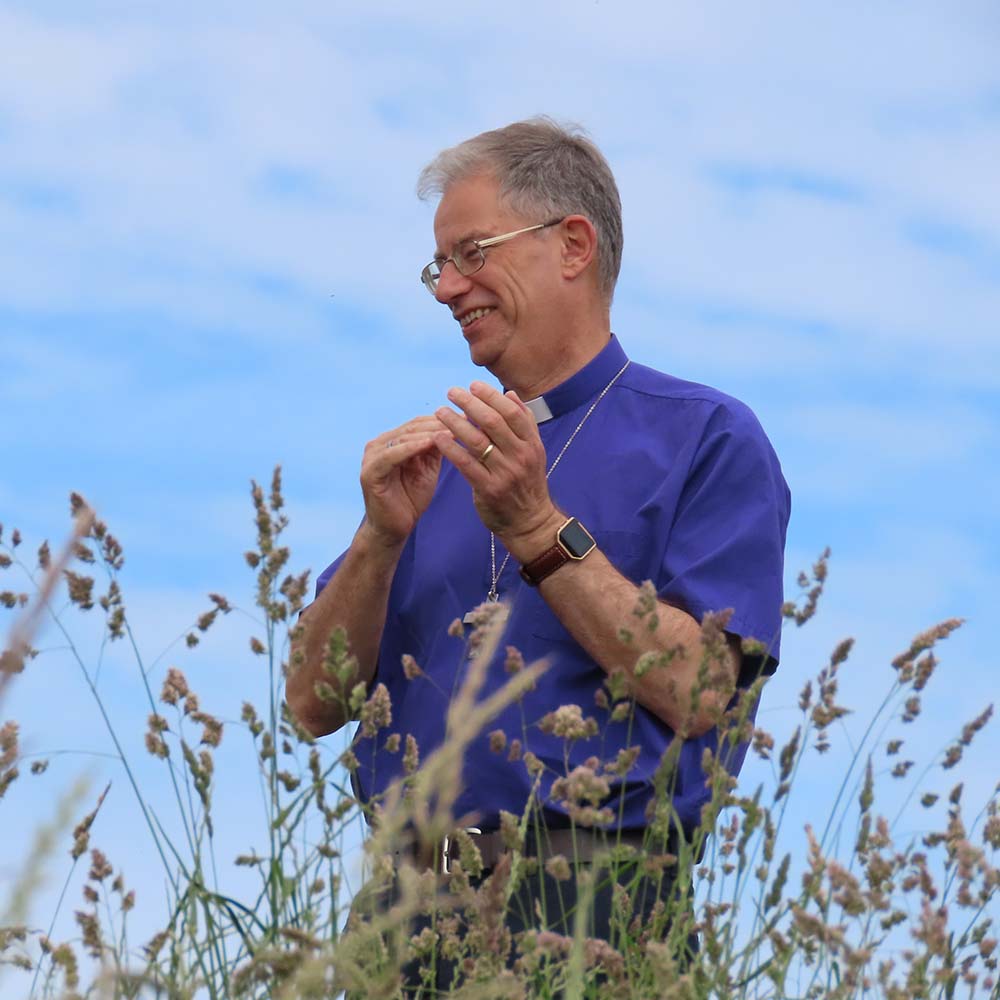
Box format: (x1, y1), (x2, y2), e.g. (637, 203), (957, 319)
(559, 518), (595, 558)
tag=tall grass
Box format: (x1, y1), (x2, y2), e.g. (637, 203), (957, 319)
(1, 470), (997, 998)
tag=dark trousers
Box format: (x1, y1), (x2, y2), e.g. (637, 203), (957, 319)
(347, 853), (698, 997)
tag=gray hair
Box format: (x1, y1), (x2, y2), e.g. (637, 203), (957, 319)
(417, 117), (623, 301)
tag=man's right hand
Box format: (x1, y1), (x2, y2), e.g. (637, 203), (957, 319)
(360, 416), (449, 547)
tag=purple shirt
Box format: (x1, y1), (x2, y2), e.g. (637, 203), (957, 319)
(316, 336), (790, 835)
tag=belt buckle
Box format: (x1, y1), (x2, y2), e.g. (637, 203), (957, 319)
(441, 826), (482, 874)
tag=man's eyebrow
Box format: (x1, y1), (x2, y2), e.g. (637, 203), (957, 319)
(432, 230), (492, 259)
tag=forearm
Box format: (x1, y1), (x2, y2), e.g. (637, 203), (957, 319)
(286, 521), (404, 737)
(504, 521), (737, 736)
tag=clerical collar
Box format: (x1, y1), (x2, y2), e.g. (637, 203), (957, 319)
(522, 395), (554, 423)
(519, 335), (629, 424)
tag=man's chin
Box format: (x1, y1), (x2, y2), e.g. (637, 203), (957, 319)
(465, 337), (501, 371)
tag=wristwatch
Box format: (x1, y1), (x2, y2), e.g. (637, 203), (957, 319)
(519, 517), (596, 586)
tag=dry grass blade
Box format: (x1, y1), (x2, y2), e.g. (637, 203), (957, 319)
(1, 509), (95, 704)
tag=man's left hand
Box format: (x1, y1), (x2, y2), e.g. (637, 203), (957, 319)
(434, 382), (562, 557)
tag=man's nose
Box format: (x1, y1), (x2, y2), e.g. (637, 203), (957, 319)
(433, 261), (472, 305)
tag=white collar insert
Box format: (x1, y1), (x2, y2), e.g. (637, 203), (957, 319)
(523, 394), (554, 424)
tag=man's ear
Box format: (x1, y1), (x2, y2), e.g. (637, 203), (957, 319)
(559, 215), (598, 282)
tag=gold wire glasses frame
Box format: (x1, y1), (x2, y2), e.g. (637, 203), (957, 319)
(420, 217), (565, 294)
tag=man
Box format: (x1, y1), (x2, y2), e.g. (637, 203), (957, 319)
(287, 118), (789, 977)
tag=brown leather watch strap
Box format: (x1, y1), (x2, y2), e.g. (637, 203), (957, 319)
(519, 543), (570, 587)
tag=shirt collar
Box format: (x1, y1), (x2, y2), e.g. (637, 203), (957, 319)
(521, 335), (629, 424)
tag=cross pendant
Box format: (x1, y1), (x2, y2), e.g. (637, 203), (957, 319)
(463, 590), (501, 625)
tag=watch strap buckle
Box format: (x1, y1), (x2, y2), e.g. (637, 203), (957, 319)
(441, 826), (482, 874)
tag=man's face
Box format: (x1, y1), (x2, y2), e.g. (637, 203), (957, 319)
(431, 173), (560, 374)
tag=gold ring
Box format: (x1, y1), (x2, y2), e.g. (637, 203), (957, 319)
(478, 442), (496, 464)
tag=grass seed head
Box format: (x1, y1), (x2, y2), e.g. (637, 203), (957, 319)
(401, 653), (422, 679)
(402, 734), (419, 775)
(159, 667), (189, 706)
(64, 571), (95, 610)
(359, 682), (392, 738)
(540, 703), (598, 742)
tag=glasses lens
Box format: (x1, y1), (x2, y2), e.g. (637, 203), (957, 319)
(453, 240), (485, 277)
(421, 261), (441, 293)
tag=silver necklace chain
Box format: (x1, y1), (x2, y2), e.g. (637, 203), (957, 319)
(487, 359), (631, 601)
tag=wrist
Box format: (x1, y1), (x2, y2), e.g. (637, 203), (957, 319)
(355, 518), (408, 561)
(517, 515), (597, 587)
(498, 506), (566, 564)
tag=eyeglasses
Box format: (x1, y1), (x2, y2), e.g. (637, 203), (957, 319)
(420, 218), (564, 295)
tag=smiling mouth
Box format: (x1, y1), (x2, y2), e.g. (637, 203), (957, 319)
(458, 307), (495, 328)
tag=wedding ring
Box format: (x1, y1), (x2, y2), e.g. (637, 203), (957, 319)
(478, 442), (496, 464)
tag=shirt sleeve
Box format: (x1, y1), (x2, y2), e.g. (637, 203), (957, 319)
(657, 399), (791, 680)
(314, 551), (347, 600)
(311, 514), (369, 602)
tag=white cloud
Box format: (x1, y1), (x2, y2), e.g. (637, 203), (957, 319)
(1, 1), (998, 387)
(779, 400), (998, 503)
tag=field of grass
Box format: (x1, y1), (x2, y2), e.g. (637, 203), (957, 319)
(2, 470), (997, 998)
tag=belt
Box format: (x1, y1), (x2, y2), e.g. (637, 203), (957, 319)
(393, 827), (672, 876)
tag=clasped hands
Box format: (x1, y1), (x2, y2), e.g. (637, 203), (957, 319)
(360, 381), (562, 562)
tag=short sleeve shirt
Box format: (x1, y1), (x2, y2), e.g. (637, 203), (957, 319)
(315, 336), (791, 834)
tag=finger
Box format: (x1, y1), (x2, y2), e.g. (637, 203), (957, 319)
(504, 389), (534, 419)
(379, 428), (450, 449)
(367, 434), (441, 475)
(372, 415), (448, 447)
(368, 427), (442, 452)
(468, 381), (537, 442)
(444, 386), (522, 452)
(434, 405), (496, 459)
(371, 416), (441, 444)
(433, 430), (493, 486)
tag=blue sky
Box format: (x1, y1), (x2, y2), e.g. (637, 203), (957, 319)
(2, 0), (999, 982)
